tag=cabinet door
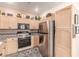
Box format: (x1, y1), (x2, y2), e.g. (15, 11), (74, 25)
(0, 16), (9, 29)
(55, 29), (71, 57)
(31, 36), (39, 47)
(55, 6), (72, 28)
(6, 38), (18, 55)
(55, 6), (72, 57)
(0, 16), (17, 29)
(8, 17), (17, 29)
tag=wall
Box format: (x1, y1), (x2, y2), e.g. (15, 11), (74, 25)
(72, 3), (79, 57)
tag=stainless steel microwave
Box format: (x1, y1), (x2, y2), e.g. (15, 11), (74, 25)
(18, 23), (30, 30)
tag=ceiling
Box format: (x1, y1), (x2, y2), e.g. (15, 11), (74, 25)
(0, 2), (66, 15)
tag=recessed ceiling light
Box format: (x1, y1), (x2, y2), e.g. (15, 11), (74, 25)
(7, 2), (14, 4)
(35, 7), (39, 12)
(0, 42), (3, 45)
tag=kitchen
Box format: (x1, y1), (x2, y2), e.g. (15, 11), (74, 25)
(0, 2), (78, 57)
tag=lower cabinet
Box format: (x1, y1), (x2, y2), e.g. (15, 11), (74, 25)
(5, 38), (18, 55)
(55, 28), (71, 57)
(31, 36), (39, 47)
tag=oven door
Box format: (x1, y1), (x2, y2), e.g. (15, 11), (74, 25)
(18, 37), (31, 49)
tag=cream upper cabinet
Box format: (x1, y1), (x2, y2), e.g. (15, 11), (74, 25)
(0, 15), (39, 29)
(0, 15), (17, 29)
(0, 16), (9, 29)
(30, 20), (39, 29)
(7, 17), (17, 29)
(55, 5), (72, 28)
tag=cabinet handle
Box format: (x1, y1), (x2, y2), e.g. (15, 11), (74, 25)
(74, 14), (78, 24)
(73, 25), (75, 38)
